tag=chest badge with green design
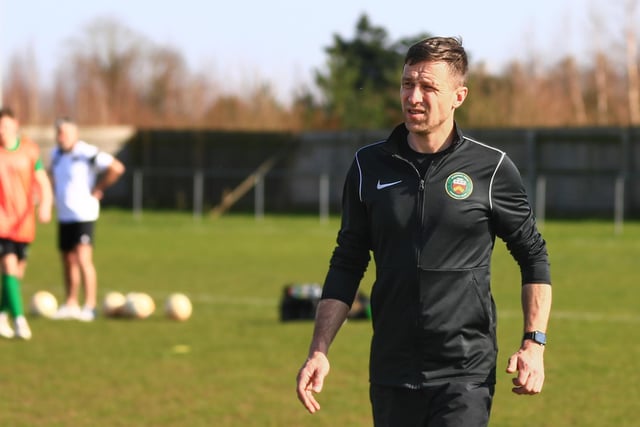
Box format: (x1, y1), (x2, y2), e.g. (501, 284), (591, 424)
(445, 172), (473, 199)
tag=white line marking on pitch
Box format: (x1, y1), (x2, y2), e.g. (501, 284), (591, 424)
(109, 290), (640, 323)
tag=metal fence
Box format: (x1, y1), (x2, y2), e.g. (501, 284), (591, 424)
(125, 168), (334, 222)
(43, 125), (638, 229)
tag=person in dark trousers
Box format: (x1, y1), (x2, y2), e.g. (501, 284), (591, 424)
(296, 36), (552, 427)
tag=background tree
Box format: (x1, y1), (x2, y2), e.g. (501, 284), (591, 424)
(625, 0), (640, 124)
(313, 14), (429, 130)
(2, 11), (638, 129)
(139, 46), (190, 127)
(55, 17), (147, 124)
(3, 47), (41, 123)
(461, 63), (512, 128)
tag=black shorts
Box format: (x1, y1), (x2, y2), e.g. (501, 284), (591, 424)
(370, 381), (495, 427)
(58, 221), (96, 252)
(0, 238), (29, 261)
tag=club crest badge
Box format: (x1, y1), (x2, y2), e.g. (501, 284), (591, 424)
(445, 172), (473, 200)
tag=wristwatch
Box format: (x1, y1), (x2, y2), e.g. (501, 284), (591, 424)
(523, 331), (547, 346)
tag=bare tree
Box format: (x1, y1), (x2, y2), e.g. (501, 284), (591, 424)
(139, 46), (189, 127)
(625, 0), (640, 124)
(6, 12), (639, 129)
(3, 47), (41, 123)
(563, 57), (588, 125)
(588, 3), (611, 125)
(593, 51), (611, 125)
(503, 59), (561, 127)
(57, 17), (148, 124)
(187, 72), (220, 127)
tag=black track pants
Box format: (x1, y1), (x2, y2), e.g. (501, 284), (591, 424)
(370, 382), (494, 427)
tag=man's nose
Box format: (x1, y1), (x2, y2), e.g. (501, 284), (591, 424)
(407, 86), (422, 103)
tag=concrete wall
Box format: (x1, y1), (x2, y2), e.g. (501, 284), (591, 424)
(23, 125), (135, 163)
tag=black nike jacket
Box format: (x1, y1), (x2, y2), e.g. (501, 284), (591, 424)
(321, 123), (551, 388)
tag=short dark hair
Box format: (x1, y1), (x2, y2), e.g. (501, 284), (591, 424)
(54, 116), (75, 128)
(0, 107), (16, 119)
(404, 36), (468, 83)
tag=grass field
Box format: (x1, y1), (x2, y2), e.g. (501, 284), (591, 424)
(0, 211), (638, 426)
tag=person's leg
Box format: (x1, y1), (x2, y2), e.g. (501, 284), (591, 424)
(16, 258), (27, 280)
(0, 241), (19, 308)
(370, 384), (431, 427)
(0, 288), (13, 338)
(75, 222), (97, 321)
(76, 243), (98, 322)
(61, 250), (81, 306)
(58, 222), (79, 305)
(1, 248), (32, 339)
(2, 252), (25, 317)
(0, 240), (18, 337)
(0, 252), (18, 338)
(0, 252), (9, 313)
(428, 382), (494, 427)
(76, 243), (97, 309)
(52, 249), (83, 320)
(55, 222), (82, 319)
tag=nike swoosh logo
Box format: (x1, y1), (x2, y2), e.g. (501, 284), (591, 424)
(376, 179), (402, 190)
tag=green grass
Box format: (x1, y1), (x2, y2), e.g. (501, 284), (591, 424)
(0, 211), (638, 426)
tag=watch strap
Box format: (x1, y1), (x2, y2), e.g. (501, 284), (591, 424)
(523, 331), (546, 345)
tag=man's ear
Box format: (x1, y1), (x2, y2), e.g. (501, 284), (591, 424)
(453, 86), (468, 109)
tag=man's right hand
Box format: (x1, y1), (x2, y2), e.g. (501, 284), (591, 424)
(296, 351), (330, 414)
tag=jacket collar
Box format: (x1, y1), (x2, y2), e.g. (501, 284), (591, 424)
(383, 123), (464, 155)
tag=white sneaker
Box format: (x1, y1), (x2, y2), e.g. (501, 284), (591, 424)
(53, 304), (82, 320)
(0, 312), (15, 339)
(14, 316), (32, 340)
(77, 306), (96, 322)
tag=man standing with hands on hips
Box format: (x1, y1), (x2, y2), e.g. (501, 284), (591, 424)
(296, 36), (552, 426)
(50, 117), (125, 322)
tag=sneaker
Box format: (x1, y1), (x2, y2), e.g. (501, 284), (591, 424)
(0, 312), (15, 339)
(53, 304), (82, 320)
(77, 306), (96, 322)
(14, 316), (32, 340)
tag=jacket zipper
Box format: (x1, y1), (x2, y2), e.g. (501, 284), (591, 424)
(393, 153), (426, 388)
(392, 154), (425, 243)
(392, 152), (449, 387)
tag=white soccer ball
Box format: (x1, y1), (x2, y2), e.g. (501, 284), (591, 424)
(29, 291), (58, 318)
(102, 291), (127, 317)
(122, 292), (155, 319)
(164, 293), (192, 321)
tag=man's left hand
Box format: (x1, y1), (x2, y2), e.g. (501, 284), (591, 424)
(506, 341), (545, 395)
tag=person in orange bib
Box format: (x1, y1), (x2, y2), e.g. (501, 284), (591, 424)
(0, 107), (53, 340)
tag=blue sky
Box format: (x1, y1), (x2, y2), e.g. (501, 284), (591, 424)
(0, 0), (632, 103)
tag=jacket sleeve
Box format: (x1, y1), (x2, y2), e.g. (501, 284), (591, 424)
(490, 155), (551, 285)
(321, 158), (372, 306)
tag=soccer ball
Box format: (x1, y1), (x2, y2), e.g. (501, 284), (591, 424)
(29, 291), (58, 318)
(102, 291), (127, 317)
(122, 292), (155, 319)
(164, 293), (192, 321)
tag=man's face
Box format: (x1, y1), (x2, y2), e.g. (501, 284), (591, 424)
(0, 116), (19, 148)
(55, 123), (78, 151)
(400, 60), (467, 136)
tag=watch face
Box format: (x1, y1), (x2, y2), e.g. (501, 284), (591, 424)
(533, 331), (547, 344)
(524, 331), (547, 345)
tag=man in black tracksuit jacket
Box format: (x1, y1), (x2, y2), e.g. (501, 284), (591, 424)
(297, 37), (552, 427)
